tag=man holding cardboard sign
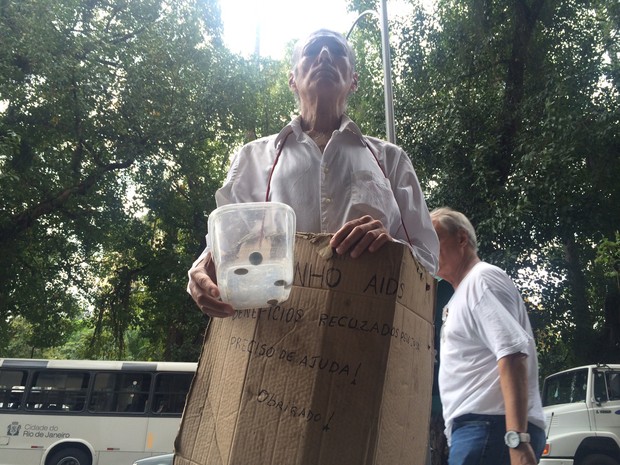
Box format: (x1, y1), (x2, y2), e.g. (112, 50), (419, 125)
(187, 29), (439, 318)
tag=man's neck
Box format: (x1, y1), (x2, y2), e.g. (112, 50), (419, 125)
(453, 254), (481, 289)
(299, 101), (344, 134)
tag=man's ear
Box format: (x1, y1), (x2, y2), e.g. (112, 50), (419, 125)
(458, 229), (469, 248)
(288, 72), (297, 91)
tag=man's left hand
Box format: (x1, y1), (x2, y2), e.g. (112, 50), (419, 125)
(510, 443), (538, 465)
(330, 215), (393, 258)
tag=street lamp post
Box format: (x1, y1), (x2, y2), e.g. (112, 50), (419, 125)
(346, 0), (396, 144)
(349, 8), (434, 463)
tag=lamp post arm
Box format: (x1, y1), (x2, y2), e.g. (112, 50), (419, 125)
(346, 10), (380, 38)
(346, 2), (396, 144)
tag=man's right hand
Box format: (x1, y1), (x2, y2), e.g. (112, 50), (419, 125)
(187, 253), (235, 318)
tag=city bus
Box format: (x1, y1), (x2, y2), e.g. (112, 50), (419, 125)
(0, 358), (197, 465)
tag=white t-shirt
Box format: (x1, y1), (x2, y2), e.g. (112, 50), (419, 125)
(438, 262), (546, 443)
(191, 114), (439, 274)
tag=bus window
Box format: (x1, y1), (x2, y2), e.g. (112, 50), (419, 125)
(0, 369), (27, 409)
(0, 358), (196, 465)
(89, 372), (152, 413)
(25, 370), (90, 412)
(152, 372), (193, 414)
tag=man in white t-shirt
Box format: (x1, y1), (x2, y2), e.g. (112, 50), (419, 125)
(430, 207), (546, 465)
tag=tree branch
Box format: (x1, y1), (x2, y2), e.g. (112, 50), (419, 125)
(1, 158), (135, 243)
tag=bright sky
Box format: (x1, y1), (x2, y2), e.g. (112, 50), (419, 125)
(220, 0), (415, 59)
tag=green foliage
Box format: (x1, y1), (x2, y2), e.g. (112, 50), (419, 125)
(389, 0), (620, 367)
(0, 0), (260, 360)
(595, 232), (620, 279)
(347, 21), (387, 138)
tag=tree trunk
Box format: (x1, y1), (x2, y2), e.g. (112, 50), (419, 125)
(564, 235), (594, 364)
(603, 288), (620, 359)
(492, 0), (545, 186)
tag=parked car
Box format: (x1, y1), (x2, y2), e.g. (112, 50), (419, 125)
(540, 364), (620, 465)
(132, 453), (174, 465)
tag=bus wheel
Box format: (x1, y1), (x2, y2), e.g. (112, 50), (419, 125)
(579, 454), (619, 465)
(47, 447), (92, 465)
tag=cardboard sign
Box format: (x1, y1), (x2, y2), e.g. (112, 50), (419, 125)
(174, 233), (436, 465)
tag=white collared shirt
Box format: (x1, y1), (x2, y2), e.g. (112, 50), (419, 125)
(196, 115), (438, 274)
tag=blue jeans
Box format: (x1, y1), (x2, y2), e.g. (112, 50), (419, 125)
(448, 414), (546, 465)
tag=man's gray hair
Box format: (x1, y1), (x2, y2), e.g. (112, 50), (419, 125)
(430, 207), (478, 252)
(290, 29), (356, 76)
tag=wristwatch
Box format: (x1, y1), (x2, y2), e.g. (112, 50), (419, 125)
(504, 431), (530, 448)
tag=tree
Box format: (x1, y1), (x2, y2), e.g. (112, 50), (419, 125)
(391, 0), (619, 370)
(0, 0), (247, 359)
(381, 2), (619, 462)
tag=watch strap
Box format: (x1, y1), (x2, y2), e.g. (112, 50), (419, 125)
(516, 432), (530, 443)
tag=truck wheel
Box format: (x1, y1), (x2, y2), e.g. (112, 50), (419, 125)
(579, 454), (619, 465)
(46, 447), (92, 465)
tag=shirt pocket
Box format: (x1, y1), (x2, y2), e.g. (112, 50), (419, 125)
(349, 170), (401, 230)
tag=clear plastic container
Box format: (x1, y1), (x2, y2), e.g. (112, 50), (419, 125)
(208, 202), (296, 309)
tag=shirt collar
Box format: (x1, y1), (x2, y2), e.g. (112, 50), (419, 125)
(273, 114), (365, 149)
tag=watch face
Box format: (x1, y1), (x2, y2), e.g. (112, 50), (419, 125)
(504, 431), (520, 448)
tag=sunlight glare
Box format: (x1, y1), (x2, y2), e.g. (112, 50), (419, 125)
(220, 0), (362, 59)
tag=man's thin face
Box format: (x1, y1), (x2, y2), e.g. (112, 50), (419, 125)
(292, 33), (356, 100)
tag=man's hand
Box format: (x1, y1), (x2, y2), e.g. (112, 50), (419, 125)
(509, 443), (538, 465)
(330, 215), (393, 258)
(498, 353), (536, 465)
(187, 253), (234, 318)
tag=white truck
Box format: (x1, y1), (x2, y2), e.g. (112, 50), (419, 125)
(540, 364), (620, 465)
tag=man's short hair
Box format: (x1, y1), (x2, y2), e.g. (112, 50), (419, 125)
(430, 207), (478, 252)
(290, 29), (356, 75)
